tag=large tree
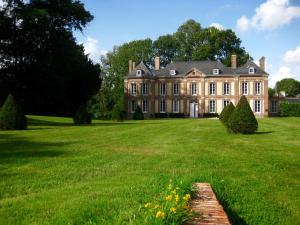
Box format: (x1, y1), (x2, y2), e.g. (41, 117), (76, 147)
(275, 78), (300, 97)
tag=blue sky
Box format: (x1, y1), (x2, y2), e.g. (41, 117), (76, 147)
(75, 0), (300, 87)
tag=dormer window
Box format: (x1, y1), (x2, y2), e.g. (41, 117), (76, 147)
(213, 69), (219, 75)
(136, 70), (142, 76)
(248, 67), (255, 74)
(169, 70), (176, 76)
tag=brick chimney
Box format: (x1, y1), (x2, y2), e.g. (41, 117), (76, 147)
(129, 60), (132, 72)
(132, 61), (136, 70)
(155, 56), (160, 70)
(231, 54), (237, 69)
(259, 56), (265, 71)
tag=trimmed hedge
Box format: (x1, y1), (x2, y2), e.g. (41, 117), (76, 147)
(154, 113), (168, 118)
(73, 103), (92, 125)
(219, 102), (235, 128)
(168, 113), (185, 118)
(227, 96), (258, 134)
(203, 113), (219, 118)
(279, 102), (300, 117)
(0, 94), (27, 130)
(133, 106), (144, 120)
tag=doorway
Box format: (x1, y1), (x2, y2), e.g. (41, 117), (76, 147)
(190, 103), (199, 118)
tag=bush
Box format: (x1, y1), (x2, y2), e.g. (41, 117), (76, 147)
(203, 113), (219, 118)
(0, 94), (27, 130)
(133, 106), (144, 120)
(154, 113), (168, 118)
(111, 103), (126, 121)
(168, 113), (185, 118)
(219, 102), (235, 128)
(73, 103), (92, 125)
(227, 96), (258, 134)
(279, 102), (300, 117)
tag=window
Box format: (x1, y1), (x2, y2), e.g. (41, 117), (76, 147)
(223, 82), (230, 95)
(160, 99), (166, 113)
(142, 83), (148, 96)
(223, 100), (230, 108)
(209, 100), (215, 113)
(255, 82), (261, 95)
(136, 70), (142, 76)
(213, 69), (219, 75)
(271, 100), (278, 113)
(160, 82), (166, 96)
(131, 100), (136, 113)
(173, 83), (179, 95)
(249, 67), (255, 74)
(209, 82), (215, 95)
(131, 83), (137, 96)
(169, 70), (176, 76)
(191, 82), (197, 96)
(142, 100), (148, 113)
(242, 82), (248, 95)
(173, 100), (179, 113)
(254, 100), (261, 113)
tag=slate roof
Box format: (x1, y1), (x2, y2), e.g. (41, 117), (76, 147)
(126, 59), (268, 78)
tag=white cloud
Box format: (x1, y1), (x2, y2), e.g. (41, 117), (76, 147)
(209, 23), (224, 30)
(82, 37), (107, 63)
(269, 66), (295, 87)
(236, 0), (300, 31)
(283, 46), (300, 64)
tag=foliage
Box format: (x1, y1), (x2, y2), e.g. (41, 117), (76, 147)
(154, 113), (169, 118)
(279, 102), (300, 117)
(275, 78), (300, 97)
(139, 181), (194, 224)
(227, 96), (258, 134)
(111, 102), (126, 122)
(73, 103), (92, 125)
(168, 113), (185, 118)
(0, 94), (27, 130)
(203, 113), (219, 118)
(268, 88), (276, 97)
(132, 106), (144, 120)
(219, 102), (235, 129)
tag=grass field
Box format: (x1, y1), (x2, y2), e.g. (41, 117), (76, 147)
(0, 116), (299, 225)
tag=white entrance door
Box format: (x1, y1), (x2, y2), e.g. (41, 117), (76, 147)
(190, 103), (199, 118)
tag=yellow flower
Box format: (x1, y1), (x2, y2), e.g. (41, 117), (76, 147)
(175, 194), (180, 202)
(170, 207), (177, 213)
(183, 194), (191, 201)
(168, 184), (173, 190)
(154, 204), (159, 209)
(156, 210), (166, 219)
(165, 195), (172, 201)
(144, 202), (151, 208)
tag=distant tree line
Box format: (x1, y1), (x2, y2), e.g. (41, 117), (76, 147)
(269, 78), (300, 97)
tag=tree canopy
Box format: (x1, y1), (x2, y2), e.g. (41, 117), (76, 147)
(275, 78), (300, 97)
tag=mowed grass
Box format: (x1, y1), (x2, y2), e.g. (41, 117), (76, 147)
(0, 116), (299, 225)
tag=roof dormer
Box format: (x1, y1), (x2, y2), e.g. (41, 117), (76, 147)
(212, 69), (219, 75)
(248, 67), (255, 74)
(169, 70), (176, 76)
(136, 69), (142, 77)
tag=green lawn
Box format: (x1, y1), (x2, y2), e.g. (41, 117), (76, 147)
(0, 116), (299, 225)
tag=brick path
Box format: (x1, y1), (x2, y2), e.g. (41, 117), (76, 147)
(185, 183), (231, 225)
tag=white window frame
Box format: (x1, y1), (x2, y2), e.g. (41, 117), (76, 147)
(131, 100), (136, 113)
(142, 83), (148, 96)
(160, 99), (166, 113)
(136, 70), (142, 76)
(209, 82), (215, 95)
(242, 82), (248, 95)
(209, 100), (216, 113)
(160, 82), (166, 96)
(169, 70), (176, 76)
(142, 100), (148, 113)
(223, 100), (230, 108)
(131, 83), (137, 96)
(173, 100), (179, 113)
(249, 67), (255, 74)
(271, 100), (278, 113)
(254, 100), (261, 113)
(173, 83), (179, 95)
(191, 82), (197, 96)
(213, 69), (219, 75)
(255, 82), (261, 95)
(223, 82), (230, 95)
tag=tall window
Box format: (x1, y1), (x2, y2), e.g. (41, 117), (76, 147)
(173, 83), (179, 95)
(131, 100), (136, 113)
(173, 100), (179, 113)
(223, 100), (230, 108)
(209, 82), (215, 95)
(255, 82), (261, 95)
(223, 82), (230, 95)
(142, 83), (148, 96)
(160, 99), (166, 113)
(191, 82), (197, 96)
(160, 82), (166, 96)
(131, 83), (137, 96)
(209, 100), (215, 113)
(142, 100), (148, 113)
(242, 82), (248, 95)
(271, 100), (278, 113)
(254, 100), (261, 113)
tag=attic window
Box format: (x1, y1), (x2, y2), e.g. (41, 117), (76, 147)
(136, 70), (142, 76)
(213, 69), (219, 75)
(248, 67), (255, 74)
(170, 70), (176, 76)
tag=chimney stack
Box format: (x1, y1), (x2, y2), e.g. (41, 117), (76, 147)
(129, 60), (132, 72)
(155, 56), (160, 70)
(132, 61), (136, 70)
(259, 56), (265, 71)
(231, 54), (237, 69)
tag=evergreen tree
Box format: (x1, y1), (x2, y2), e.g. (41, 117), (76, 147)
(132, 106), (144, 120)
(219, 102), (235, 129)
(227, 96), (258, 134)
(0, 94), (27, 130)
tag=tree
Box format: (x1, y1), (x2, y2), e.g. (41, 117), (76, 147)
(219, 102), (235, 129)
(73, 103), (92, 125)
(132, 106), (144, 120)
(153, 35), (178, 67)
(0, 94), (27, 130)
(111, 102), (126, 122)
(268, 88), (276, 97)
(227, 96), (258, 134)
(275, 78), (300, 97)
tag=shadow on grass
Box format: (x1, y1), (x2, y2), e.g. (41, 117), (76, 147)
(255, 131), (274, 135)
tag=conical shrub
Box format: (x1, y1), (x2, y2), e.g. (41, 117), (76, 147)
(132, 106), (144, 120)
(219, 102), (235, 129)
(73, 103), (92, 125)
(227, 96), (258, 134)
(0, 94), (27, 130)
